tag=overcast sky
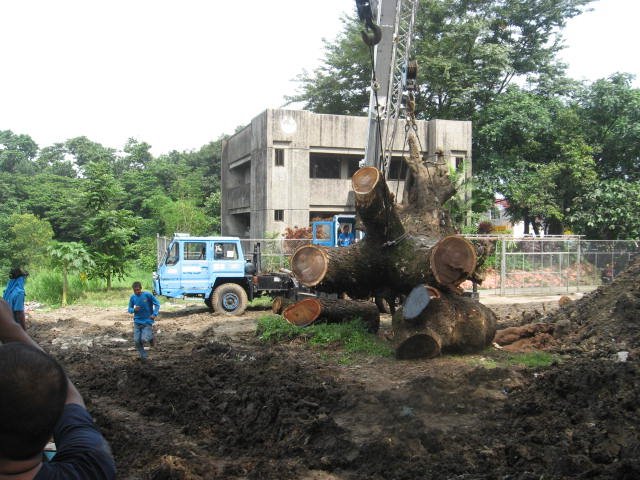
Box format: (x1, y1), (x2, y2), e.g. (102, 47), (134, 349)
(1, 0), (638, 156)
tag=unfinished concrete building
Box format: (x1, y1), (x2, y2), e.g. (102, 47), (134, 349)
(221, 108), (471, 238)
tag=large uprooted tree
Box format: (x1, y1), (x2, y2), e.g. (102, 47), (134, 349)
(284, 133), (496, 359)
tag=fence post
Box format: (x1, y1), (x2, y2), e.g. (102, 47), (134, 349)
(500, 238), (506, 296)
(576, 238), (581, 293)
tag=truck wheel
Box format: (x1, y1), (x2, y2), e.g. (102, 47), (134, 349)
(211, 283), (248, 316)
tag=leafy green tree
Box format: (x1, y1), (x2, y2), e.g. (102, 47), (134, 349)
(0, 130), (38, 174)
(35, 143), (78, 177)
(65, 136), (116, 172)
(290, 0), (593, 119)
(6, 213), (54, 270)
(576, 73), (640, 180)
(84, 210), (139, 288)
(82, 161), (140, 288)
(144, 196), (212, 236)
(568, 180), (640, 239)
(475, 85), (597, 234)
(47, 241), (94, 305)
(21, 174), (84, 240)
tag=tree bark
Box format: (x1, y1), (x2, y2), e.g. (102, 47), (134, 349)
(392, 285), (497, 359)
(352, 166), (405, 242)
(291, 234), (477, 298)
(397, 131), (456, 238)
(282, 297), (380, 333)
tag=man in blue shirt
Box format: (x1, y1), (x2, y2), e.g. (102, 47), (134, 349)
(3, 267), (28, 329)
(0, 299), (116, 479)
(337, 225), (355, 247)
(128, 281), (160, 360)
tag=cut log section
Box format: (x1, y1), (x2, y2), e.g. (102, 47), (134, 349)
(291, 235), (477, 297)
(352, 166), (405, 242)
(282, 297), (380, 333)
(392, 287), (497, 359)
(271, 296), (295, 315)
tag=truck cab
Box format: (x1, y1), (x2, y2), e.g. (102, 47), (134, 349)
(153, 235), (250, 313)
(311, 214), (364, 247)
(153, 234), (298, 316)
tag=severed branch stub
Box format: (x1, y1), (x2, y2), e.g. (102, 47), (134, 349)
(282, 297), (380, 333)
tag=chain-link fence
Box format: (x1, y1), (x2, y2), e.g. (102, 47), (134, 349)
(466, 236), (640, 295)
(157, 235), (639, 296)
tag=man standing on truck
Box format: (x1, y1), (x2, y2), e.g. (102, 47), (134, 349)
(338, 224), (355, 247)
(128, 281), (160, 361)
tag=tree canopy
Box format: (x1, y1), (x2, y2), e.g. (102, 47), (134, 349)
(289, 0), (640, 239)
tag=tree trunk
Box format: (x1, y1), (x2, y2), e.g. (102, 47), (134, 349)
(282, 297), (380, 333)
(291, 234), (477, 298)
(392, 285), (497, 359)
(397, 132), (456, 238)
(272, 296), (295, 315)
(352, 166), (405, 242)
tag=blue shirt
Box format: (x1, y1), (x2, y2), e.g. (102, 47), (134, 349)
(128, 291), (160, 325)
(3, 276), (26, 321)
(338, 232), (355, 247)
(35, 403), (116, 479)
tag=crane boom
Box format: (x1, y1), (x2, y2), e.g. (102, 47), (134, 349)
(357, 0), (418, 174)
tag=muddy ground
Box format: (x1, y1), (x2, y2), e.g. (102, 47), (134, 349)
(26, 261), (640, 479)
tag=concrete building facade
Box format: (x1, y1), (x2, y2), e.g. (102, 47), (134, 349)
(221, 108), (471, 238)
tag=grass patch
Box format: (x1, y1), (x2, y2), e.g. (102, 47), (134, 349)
(466, 349), (559, 369)
(248, 294), (275, 309)
(502, 351), (559, 368)
(256, 315), (393, 360)
(27, 268), (155, 307)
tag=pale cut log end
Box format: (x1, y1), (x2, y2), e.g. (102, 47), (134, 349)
(395, 330), (442, 360)
(282, 298), (322, 327)
(352, 166), (380, 195)
(430, 236), (477, 287)
(403, 285), (442, 320)
(291, 245), (328, 287)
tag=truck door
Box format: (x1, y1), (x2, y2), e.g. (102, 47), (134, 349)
(157, 241), (182, 297)
(181, 241), (210, 294)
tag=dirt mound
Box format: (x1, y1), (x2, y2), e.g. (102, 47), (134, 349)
(547, 255), (640, 359)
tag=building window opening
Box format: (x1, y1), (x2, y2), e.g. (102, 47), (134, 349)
(309, 154), (341, 179)
(275, 148), (285, 166)
(387, 157), (408, 180)
(274, 209), (284, 222)
(455, 156), (465, 171)
(347, 158), (360, 177)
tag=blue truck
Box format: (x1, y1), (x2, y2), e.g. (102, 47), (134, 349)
(153, 234), (301, 316)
